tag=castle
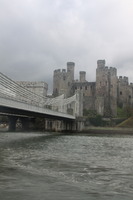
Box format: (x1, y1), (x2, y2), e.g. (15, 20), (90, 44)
(53, 60), (133, 117)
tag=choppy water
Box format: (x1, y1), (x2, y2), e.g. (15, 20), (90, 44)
(0, 131), (133, 200)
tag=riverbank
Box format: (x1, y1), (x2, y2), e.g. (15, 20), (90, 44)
(82, 126), (133, 134)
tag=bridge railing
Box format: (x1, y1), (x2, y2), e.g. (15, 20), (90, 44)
(0, 72), (44, 106)
(0, 72), (81, 116)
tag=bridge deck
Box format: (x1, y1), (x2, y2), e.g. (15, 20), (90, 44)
(0, 97), (75, 120)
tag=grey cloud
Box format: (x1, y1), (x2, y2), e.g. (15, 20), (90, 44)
(0, 0), (133, 93)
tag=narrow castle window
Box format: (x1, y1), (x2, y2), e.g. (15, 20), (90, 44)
(67, 104), (71, 109)
(120, 91), (122, 95)
(85, 86), (87, 90)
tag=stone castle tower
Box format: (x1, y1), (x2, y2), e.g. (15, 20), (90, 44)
(96, 60), (117, 117)
(53, 62), (75, 97)
(118, 76), (129, 108)
(117, 76), (133, 108)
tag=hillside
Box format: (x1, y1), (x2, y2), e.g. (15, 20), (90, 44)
(117, 117), (133, 128)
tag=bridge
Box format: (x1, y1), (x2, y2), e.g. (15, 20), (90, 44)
(0, 72), (83, 131)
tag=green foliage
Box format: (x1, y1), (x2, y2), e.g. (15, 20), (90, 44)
(125, 106), (133, 117)
(83, 109), (97, 117)
(117, 107), (126, 117)
(83, 109), (105, 126)
(117, 117), (133, 128)
(117, 106), (133, 118)
(89, 115), (104, 126)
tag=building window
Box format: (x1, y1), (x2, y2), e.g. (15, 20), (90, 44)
(120, 91), (122, 95)
(129, 95), (131, 99)
(85, 86), (87, 90)
(63, 76), (66, 80)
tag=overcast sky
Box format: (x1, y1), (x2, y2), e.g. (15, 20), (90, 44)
(1, 0), (133, 93)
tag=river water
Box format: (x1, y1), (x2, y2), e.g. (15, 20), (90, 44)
(0, 131), (133, 200)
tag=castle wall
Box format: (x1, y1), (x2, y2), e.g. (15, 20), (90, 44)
(17, 81), (48, 97)
(71, 82), (96, 110)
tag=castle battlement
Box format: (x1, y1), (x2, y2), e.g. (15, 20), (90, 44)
(118, 76), (128, 83)
(118, 76), (128, 87)
(54, 69), (61, 74)
(109, 67), (117, 76)
(97, 60), (105, 68)
(53, 62), (75, 97)
(96, 63), (117, 76)
(62, 69), (66, 73)
(67, 62), (75, 72)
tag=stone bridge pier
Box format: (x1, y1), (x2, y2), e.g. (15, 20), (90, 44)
(44, 119), (76, 132)
(37, 118), (84, 132)
(8, 116), (30, 132)
(8, 116), (84, 132)
(62, 120), (76, 132)
(59, 117), (84, 132)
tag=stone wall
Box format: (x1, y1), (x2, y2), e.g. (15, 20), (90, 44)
(17, 81), (48, 97)
(71, 81), (96, 110)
